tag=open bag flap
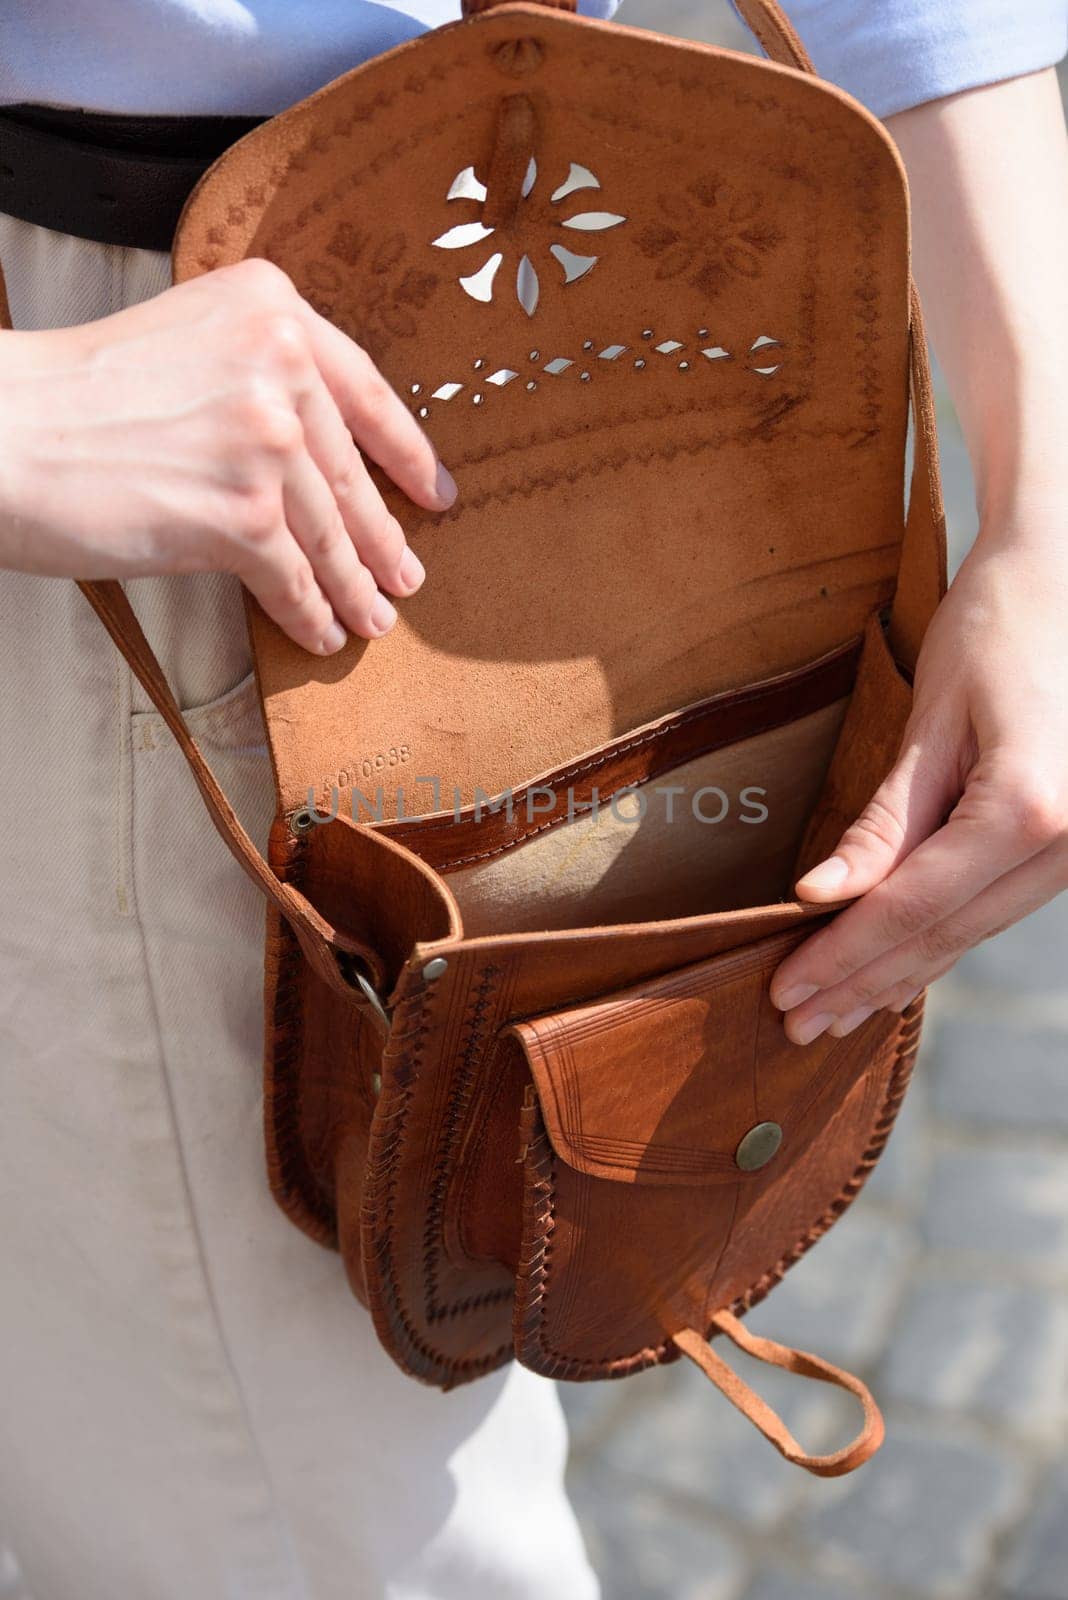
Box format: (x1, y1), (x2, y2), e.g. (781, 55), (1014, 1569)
(171, 1), (916, 821)
(509, 923), (896, 1185)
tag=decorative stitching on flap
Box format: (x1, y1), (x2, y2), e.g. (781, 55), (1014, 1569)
(514, 996), (925, 1377)
(520, 931), (880, 1183)
(730, 994), (924, 1321)
(422, 963), (514, 1324)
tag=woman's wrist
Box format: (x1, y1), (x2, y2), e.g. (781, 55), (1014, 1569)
(0, 325), (96, 572)
(968, 381), (1066, 544)
(962, 357), (1065, 536)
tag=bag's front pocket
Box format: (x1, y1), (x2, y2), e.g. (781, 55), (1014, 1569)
(510, 926), (920, 1378)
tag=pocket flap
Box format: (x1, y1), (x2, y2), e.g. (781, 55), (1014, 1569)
(509, 927), (884, 1186)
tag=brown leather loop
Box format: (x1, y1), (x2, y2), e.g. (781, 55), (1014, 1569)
(674, 1311), (885, 1477)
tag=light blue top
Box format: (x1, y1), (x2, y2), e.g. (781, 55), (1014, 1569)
(0, 1), (1064, 118)
(759, 0), (1067, 117)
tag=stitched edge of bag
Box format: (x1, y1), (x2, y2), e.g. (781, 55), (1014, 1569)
(262, 826), (341, 1248)
(360, 967), (516, 1386)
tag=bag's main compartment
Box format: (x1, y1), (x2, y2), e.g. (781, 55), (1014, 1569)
(380, 634), (860, 934)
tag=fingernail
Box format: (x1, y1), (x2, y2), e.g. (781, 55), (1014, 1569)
(774, 981), (820, 1012)
(794, 1012), (833, 1046)
(398, 547), (425, 594)
(320, 620), (346, 654)
(830, 1004), (876, 1037)
(369, 595), (397, 635)
(797, 854), (849, 894)
(434, 461), (457, 507)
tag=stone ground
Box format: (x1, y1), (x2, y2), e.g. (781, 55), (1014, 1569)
(559, 7), (1068, 1599)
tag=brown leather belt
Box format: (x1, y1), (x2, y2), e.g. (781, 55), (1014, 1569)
(0, 104), (267, 251)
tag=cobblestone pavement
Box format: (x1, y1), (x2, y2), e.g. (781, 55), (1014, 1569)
(559, 8), (1068, 1599)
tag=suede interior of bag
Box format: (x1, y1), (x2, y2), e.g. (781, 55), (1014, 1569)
(171, 5), (911, 823)
(430, 699), (847, 934)
(387, 609), (907, 935)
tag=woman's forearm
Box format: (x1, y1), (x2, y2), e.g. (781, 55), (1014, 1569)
(886, 67), (1068, 536)
(772, 64), (1068, 1040)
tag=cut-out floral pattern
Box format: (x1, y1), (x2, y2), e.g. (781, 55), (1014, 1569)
(637, 177), (783, 296)
(432, 160), (626, 316)
(409, 327), (785, 413)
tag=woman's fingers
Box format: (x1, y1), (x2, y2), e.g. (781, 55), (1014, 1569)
(2, 256), (452, 655)
(818, 970), (946, 1041)
(772, 751), (1039, 1013)
(816, 976), (934, 1043)
(282, 446), (398, 640)
(793, 709), (959, 903)
(298, 299), (457, 514)
(293, 368), (425, 604)
(243, 282), (441, 644)
(231, 521), (345, 656)
(779, 832), (1068, 1045)
(212, 273), (447, 650)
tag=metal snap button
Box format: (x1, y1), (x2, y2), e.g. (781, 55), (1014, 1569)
(735, 1121), (783, 1172)
(422, 957), (449, 982)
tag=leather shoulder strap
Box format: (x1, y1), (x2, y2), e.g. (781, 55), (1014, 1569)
(892, 285), (948, 668)
(731, 0), (816, 72)
(76, 574), (377, 995)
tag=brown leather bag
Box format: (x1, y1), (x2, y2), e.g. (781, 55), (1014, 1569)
(46, 0), (948, 1474)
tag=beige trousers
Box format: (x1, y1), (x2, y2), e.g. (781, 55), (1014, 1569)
(0, 213), (598, 1600)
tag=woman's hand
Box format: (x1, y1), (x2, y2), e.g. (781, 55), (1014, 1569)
(0, 256), (455, 654)
(771, 524), (1068, 1044)
(772, 67), (1067, 1043)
